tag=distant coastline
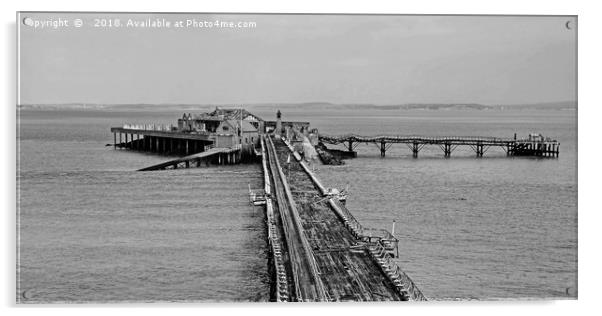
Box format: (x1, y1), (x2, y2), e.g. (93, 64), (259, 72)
(17, 101), (577, 111)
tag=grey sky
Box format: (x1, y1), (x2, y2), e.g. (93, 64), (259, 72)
(19, 13), (576, 105)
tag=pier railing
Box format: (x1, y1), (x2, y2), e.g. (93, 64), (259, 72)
(321, 134), (519, 144)
(260, 137), (290, 301)
(122, 123), (176, 132)
(368, 243), (427, 301)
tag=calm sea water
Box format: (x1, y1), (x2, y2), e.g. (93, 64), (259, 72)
(17, 108), (577, 302)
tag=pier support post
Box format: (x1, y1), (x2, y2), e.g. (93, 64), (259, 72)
(412, 142), (419, 158)
(380, 141), (386, 157)
(119, 133), (122, 149)
(444, 143), (451, 158)
(544, 144), (547, 157)
(348, 140), (354, 152)
(476, 143), (484, 157)
(113, 133), (116, 149)
(156, 137), (160, 154)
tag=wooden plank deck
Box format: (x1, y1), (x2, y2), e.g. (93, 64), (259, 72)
(138, 146), (240, 171)
(319, 134), (559, 158)
(266, 136), (410, 301)
(265, 137), (329, 301)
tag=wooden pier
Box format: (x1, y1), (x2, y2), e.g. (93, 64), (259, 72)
(138, 145), (242, 171)
(262, 135), (426, 301)
(319, 134), (559, 158)
(111, 126), (214, 156)
(108, 109), (567, 302)
(111, 123), (251, 171)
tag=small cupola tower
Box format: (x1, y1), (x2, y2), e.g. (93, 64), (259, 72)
(276, 110), (282, 135)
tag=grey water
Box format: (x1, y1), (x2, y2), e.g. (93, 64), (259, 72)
(16, 108), (577, 302)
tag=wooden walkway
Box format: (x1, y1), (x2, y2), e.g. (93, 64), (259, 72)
(111, 126), (213, 156)
(319, 134), (560, 158)
(138, 146), (241, 171)
(263, 135), (426, 301)
(264, 137), (329, 301)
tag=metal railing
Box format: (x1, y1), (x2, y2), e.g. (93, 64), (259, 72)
(260, 137), (289, 301)
(122, 123), (176, 132)
(369, 243), (427, 301)
(319, 134), (558, 145)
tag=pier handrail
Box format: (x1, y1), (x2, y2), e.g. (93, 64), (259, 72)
(260, 137), (290, 301)
(369, 243), (427, 301)
(122, 123), (176, 132)
(318, 134), (558, 144)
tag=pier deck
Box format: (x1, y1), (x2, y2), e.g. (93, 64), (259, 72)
(111, 126), (214, 156)
(263, 135), (426, 301)
(319, 134), (559, 158)
(108, 109), (563, 302)
(138, 145), (241, 171)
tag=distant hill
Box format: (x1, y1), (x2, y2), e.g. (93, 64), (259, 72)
(493, 100), (576, 110)
(18, 100), (576, 111)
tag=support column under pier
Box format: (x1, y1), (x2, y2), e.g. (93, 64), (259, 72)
(444, 143), (451, 158)
(475, 143), (484, 157)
